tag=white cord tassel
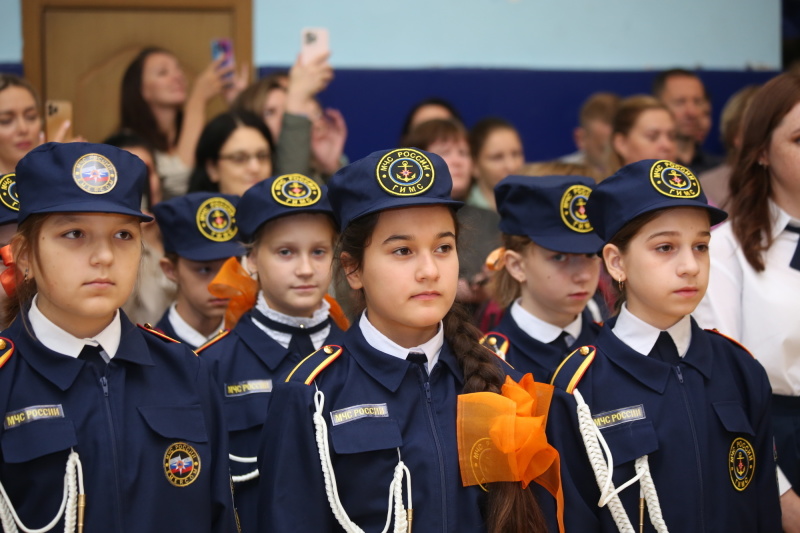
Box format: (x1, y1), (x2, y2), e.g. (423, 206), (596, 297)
(229, 454), (259, 483)
(0, 448), (85, 533)
(573, 389), (668, 533)
(313, 389), (412, 533)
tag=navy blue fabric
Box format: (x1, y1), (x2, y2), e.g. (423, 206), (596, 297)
(549, 320), (781, 532)
(154, 309), (192, 347)
(255, 324), (545, 532)
(492, 308), (601, 383)
(0, 312), (237, 532)
(200, 312), (343, 533)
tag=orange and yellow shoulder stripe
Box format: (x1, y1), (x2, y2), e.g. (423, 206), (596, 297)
(550, 345), (596, 394)
(285, 345), (343, 385)
(705, 328), (755, 358)
(479, 332), (509, 360)
(195, 329), (231, 355)
(0, 338), (13, 368)
(138, 323), (180, 343)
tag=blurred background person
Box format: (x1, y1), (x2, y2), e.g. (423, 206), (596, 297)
(399, 96), (463, 141)
(609, 95), (677, 171)
(559, 92), (620, 179)
(0, 74), (41, 175)
(468, 117), (525, 211)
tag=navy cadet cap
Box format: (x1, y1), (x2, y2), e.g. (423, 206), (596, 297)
(15, 142), (153, 223)
(327, 147), (462, 231)
(494, 174), (604, 254)
(153, 192), (244, 261)
(587, 159), (728, 244)
(0, 173), (19, 225)
(237, 173), (334, 240)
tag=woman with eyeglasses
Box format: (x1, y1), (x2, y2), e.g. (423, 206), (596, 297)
(188, 110), (275, 197)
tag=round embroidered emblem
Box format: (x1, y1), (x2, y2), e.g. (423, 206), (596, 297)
(164, 442), (201, 487)
(559, 184), (593, 233)
(649, 160), (701, 199)
(72, 153), (117, 194)
(0, 173), (19, 212)
(271, 174), (321, 207)
(195, 197), (238, 242)
(729, 437), (755, 491)
(470, 437), (494, 490)
(375, 149), (435, 197)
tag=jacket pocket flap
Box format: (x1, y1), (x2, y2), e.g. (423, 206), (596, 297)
(600, 420), (659, 465)
(2, 418), (77, 463)
(138, 405), (208, 442)
(331, 417), (402, 455)
(224, 395), (270, 432)
(713, 401), (755, 436)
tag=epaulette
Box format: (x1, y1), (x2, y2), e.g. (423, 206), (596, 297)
(0, 338), (13, 368)
(139, 323), (180, 343)
(479, 332), (509, 360)
(705, 328), (755, 358)
(285, 345), (343, 385)
(195, 329), (230, 355)
(550, 345), (596, 394)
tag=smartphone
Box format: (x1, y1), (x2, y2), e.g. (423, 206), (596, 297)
(45, 100), (73, 141)
(300, 28), (329, 65)
(211, 38), (234, 65)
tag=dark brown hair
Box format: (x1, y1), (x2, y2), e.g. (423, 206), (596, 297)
(651, 69), (705, 100)
(400, 118), (467, 150)
(729, 72), (800, 272)
(3, 214), (47, 329)
(609, 95), (673, 172)
(490, 234), (532, 309)
(337, 209), (548, 533)
(468, 117), (520, 161)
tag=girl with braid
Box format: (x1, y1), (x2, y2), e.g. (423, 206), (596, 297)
(256, 148), (564, 532)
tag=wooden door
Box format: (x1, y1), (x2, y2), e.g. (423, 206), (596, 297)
(22, 0), (252, 143)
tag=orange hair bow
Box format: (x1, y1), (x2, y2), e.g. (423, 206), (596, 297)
(457, 373), (564, 533)
(485, 247), (506, 272)
(0, 245), (19, 298)
(208, 257), (258, 329)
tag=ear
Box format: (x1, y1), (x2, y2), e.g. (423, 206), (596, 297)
(611, 133), (628, 162)
(602, 244), (626, 283)
(757, 147), (769, 167)
(11, 236), (33, 281)
(340, 252), (363, 290)
(206, 160), (221, 184)
(503, 249), (527, 284)
(159, 257), (179, 283)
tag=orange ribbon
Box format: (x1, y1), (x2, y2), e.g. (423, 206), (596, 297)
(0, 245), (19, 298)
(485, 246), (506, 272)
(457, 374), (564, 533)
(207, 257), (258, 329)
(324, 294), (350, 332)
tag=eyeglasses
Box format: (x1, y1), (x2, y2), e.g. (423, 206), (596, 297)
(218, 151), (271, 165)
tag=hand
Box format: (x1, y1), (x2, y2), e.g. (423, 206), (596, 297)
(188, 57), (235, 104)
(782, 489), (800, 533)
(38, 123), (86, 144)
(311, 108), (347, 175)
(286, 53), (333, 116)
(222, 64), (250, 104)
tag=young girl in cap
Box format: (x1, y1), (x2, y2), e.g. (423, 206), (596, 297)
(256, 148), (564, 532)
(548, 159), (780, 532)
(482, 175), (603, 382)
(197, 173), (344, 533)
(0, 142), (237, 533)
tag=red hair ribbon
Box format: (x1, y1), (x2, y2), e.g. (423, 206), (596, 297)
(0, 245), (19, 298)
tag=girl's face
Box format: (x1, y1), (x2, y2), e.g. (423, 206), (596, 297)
(762, 101), (800, 197)
(345, 206), (458, 348)
(24, 213), (142, 338)
(0, 86), (41, 172)
(141, 52), (187, 108)
(207, 126), (272, 196)
(248, 213), (335, 318)
(613, 109), (677, 166)
(604, 207), (710, 330)
(428, 136), (472, 201)
(504, 242), (601, 329)
(474, 128), (524, 190)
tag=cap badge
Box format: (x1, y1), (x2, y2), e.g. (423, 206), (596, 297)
(271, 174), (321, 207)
(560, 184), (593, 233)
(650, 160), (700, 199)
(375, 148), (435, 197)
(729, 437), (755, 491)
(0, 173), (19, 212)
(196, 197), (238, 242)
(163, 442), (201, 487)
(72, 153), (117, 194)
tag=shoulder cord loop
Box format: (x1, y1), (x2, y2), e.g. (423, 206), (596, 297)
(573, 389), (668, 533)
(0, 448), (85, 533)
(313, 388), (413, 533)
(229, 454), (259, 484)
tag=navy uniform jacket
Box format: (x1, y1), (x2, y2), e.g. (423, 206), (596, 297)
(549, 319), (781, 532)
(199, 312), (344, 533)
(489, 308), (600, 383)
(0, 312), (237, 533)
(255, 323), (558, 532)
(155, 309), (188, 346)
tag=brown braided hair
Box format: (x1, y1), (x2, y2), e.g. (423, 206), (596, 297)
(337, 208), (548, 533)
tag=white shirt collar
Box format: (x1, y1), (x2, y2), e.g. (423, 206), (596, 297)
(769, 200), (800, 238)
(509, 299), (582, 344)
(612, 303), (692, 358)
(29, 294), (121, 359)
(168, 303), (222, 349)
(358, 311), (444, 372)
(254, 291), (331, 327)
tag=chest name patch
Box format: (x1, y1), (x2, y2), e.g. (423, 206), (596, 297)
(4, 404), (65, 430)
(592, 404), (646, 429)
(225, 379), (272, 397)
(330, 403), (389, 426)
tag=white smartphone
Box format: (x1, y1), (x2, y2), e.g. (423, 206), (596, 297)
(300, 27), (329, 65)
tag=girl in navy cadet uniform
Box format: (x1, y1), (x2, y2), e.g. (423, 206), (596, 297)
(0, 143), (237, 533)
(482, 175), (603, 382)
(256, 148), (563, 533)
(197, 173), (343, 533)
(547, 159), (781, 532)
